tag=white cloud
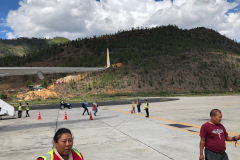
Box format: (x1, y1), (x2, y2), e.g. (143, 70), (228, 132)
(235, 0), (240, 3)
(1, 30), (7, 33)
(6, 32), (17, 39)
(5, 0), (240, 41)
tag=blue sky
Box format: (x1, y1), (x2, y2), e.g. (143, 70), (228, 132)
(0, 0), (20, 39)
(0, 0), (240, 41)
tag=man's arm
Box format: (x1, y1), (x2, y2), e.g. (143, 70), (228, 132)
(199, 137), (205, 160)
(226, 135), (240, 141)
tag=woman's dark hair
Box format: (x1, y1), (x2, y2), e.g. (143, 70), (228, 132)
(53, 128), (72, 143)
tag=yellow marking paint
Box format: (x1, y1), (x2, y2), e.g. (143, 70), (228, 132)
(105, 107), (200, 128)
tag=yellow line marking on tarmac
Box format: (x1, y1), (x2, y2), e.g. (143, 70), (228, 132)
(104, 107), (240, 146)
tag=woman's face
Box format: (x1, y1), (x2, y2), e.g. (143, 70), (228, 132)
(54, 133), (73, 156)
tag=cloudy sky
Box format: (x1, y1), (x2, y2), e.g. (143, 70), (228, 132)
(0, 0), (240, 41)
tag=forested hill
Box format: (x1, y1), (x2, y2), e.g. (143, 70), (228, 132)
(0, 37), (70, 57)
(1, 25), (240, 96)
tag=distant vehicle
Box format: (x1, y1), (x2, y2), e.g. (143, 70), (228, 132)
(0, 48), (110, 79)
(60, 102), (72, 110)
(0, 99), (16, 119)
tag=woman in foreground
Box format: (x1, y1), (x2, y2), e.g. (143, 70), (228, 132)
(37, 128), (84, 160)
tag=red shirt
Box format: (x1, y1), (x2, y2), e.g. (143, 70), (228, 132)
(37, 150), (84, 160)
(200, 122), (228, 152)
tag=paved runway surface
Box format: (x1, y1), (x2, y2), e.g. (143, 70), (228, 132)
(29, 98), (179, 110)
(1, 96), (240, 160)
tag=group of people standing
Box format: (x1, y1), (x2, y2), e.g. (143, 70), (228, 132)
(17, 102), (30, 118)
(132, 99), (149, 117)
(17, 100), (98, 119)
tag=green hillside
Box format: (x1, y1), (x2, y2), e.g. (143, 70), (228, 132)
(0, 37), (70, 58)
(1, 25), (240, 99)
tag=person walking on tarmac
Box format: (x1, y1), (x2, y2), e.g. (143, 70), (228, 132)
(144, 100), (149, 117)
(36, 128), (84, 160)
(25, 102), (30, 117)
(93, 100), (98, 116)
(82, 100), (89, 115)
(18, 103), (22, 118)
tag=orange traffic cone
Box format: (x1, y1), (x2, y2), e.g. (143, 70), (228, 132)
(64, 112), (68, 120)
(38, 112), (42, 120)
(90, 111), (93, 120)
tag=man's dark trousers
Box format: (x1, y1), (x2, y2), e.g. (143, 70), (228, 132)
(137, 105), (141, 112)
(18, 111), (22, 118)
(145, 108), (149, 117)
(205, 148), (228, 160)
(82, 107), (89, 115)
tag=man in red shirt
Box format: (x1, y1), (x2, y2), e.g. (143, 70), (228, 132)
(199, 109), (240, 160)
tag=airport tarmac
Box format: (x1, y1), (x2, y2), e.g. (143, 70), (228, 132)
(1, 95), (240, 160)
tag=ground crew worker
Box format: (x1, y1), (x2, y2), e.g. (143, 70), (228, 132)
(132, 101), (135, 113)
(144, 100), (149, 117)
(18, 103), (22, 118)
(60, 100), (64, 106)
(25, 103), (30, 117)
(37, 128), (84, 160)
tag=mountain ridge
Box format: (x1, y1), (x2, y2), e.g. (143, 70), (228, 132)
(1, 25), (240, 100)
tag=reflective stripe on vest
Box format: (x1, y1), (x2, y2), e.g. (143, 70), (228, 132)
(38, 149), (53, 160)
(38, 148), (82, 160)
(18, 105), (22, 111)
(145, 103), (148, 109)
(72, 148), (83, 159)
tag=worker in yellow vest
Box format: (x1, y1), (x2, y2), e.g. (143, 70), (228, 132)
(144, 100), (149, 117)
(37, 128), (84, 160)
(132, 101), (135, 113)
(25, 103), (30, 117)
(18, 103), (22, 118)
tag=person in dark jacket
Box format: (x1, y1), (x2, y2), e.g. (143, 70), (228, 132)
(82, 100), (89, 115)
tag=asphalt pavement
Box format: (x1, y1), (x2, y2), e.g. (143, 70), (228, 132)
(30, 97), (179, 110)
(1, 96), (240, 160)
